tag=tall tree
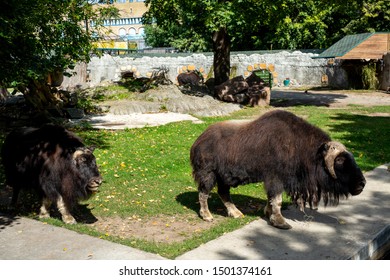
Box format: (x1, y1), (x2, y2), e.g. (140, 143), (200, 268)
(0, 0), (118, 113)
(143, 0), (269, 87)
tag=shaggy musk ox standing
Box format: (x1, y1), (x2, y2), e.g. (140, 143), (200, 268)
(190, 110), (366, 229)
(1, 124), (102, 224)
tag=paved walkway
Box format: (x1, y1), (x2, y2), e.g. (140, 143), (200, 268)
(0, 164), (389, 260)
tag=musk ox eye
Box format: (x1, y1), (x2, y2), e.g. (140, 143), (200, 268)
(76, 156), (86, 163)
(335, 156), (345, 166)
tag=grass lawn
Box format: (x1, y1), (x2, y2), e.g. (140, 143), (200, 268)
(0, 103), (389, 259)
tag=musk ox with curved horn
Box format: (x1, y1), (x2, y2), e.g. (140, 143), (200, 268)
(190, 110), (366, 229)
(1, 124), (102, 224)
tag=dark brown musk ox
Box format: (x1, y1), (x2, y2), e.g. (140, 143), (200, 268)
(177, 71), (204, 86)
(1, 124), (102, 224)
(190, 110), (366, 229)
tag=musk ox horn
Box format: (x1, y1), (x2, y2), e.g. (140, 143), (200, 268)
(73, 148), (86, 160)
(323, 141), (347, 179)
(72, 147), (94, 160)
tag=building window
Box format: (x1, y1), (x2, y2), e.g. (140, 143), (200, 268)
(129, 28), (136, 36)
(119, 28), (127, 36)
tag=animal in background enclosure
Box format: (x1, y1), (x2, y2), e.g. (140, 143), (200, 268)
(177, 71), (204, 86)
(190, 110), (365, 229)
(1, 124), (102, 224)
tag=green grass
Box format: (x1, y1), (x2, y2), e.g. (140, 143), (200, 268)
(1, 104), (389, 259)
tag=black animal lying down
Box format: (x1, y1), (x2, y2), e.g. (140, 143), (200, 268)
(1, 124), (102, 224)
(190, 110), (366, 229)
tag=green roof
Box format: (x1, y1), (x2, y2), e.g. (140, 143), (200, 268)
(316, 33), (375, 59)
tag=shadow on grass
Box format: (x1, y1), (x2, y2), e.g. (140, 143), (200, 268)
(328, 113), (390, 171)
(176, 191), (267, 219)
(0, 187), (97, 225)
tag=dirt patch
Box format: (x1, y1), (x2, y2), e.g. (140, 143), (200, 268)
(271, 88), (390, 108)
(88, 214), (225, 244)
(86, 198), (263, 244)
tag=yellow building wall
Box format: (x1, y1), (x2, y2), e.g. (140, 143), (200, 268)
(95, 0), (148, 47)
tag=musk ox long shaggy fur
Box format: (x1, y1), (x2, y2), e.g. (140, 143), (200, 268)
(190, 110), (366, 229)
(1, 124), (102, 224)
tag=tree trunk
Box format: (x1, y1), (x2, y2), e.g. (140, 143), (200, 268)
(0, 85), (10, 101)
(212, 27), (231, 91)
(22, 79), (63, 116)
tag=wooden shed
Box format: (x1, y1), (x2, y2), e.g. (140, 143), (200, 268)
(316, 32), (390, 90)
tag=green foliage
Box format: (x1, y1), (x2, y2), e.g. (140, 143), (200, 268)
(0, 0), (118, 89)
(143, 0), (270, 52)
(269, 0), (331, 49)
(361, 64), (378, 90)
(339, 0), (390, 35)
(143, 0), (390, 51)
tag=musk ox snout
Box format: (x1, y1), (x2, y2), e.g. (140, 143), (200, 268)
(88, 176), (102, 193)
(351, 173), (366, 196)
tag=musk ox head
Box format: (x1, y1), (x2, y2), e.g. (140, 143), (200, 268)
(320, 141), (366, 198)
(72, 146), (102, 194)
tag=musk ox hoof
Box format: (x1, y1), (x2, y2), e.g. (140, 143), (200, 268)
(227, 208), (244, 219)
(269, 214), (292, 230)
(62, 216), (77, 224)
(39, 213), (50, 219)
(273, 222), (292, 230)
(200, 210), (214, 222)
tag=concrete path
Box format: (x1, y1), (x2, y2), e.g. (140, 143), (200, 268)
(0, 164), (389, 260)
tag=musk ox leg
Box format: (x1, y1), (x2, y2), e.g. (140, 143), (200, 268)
(196, 171), (216, 222)
(56, 196), (76, 224)
(199, 192), (214, 222)
(218, 187), (244, 219)
(264, 193), (292, 230)
(39, 197), (52, 219)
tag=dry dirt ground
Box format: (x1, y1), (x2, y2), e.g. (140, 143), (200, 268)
(270, 88), (390, 108)
(1, 86), (389, 244)
(89, 214), (226, 244)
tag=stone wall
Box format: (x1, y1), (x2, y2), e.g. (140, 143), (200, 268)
(60, 50), (348, 90)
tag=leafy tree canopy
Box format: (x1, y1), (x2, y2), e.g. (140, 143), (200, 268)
(143, 0), (390, 52)
(0, 0), (118, 107)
